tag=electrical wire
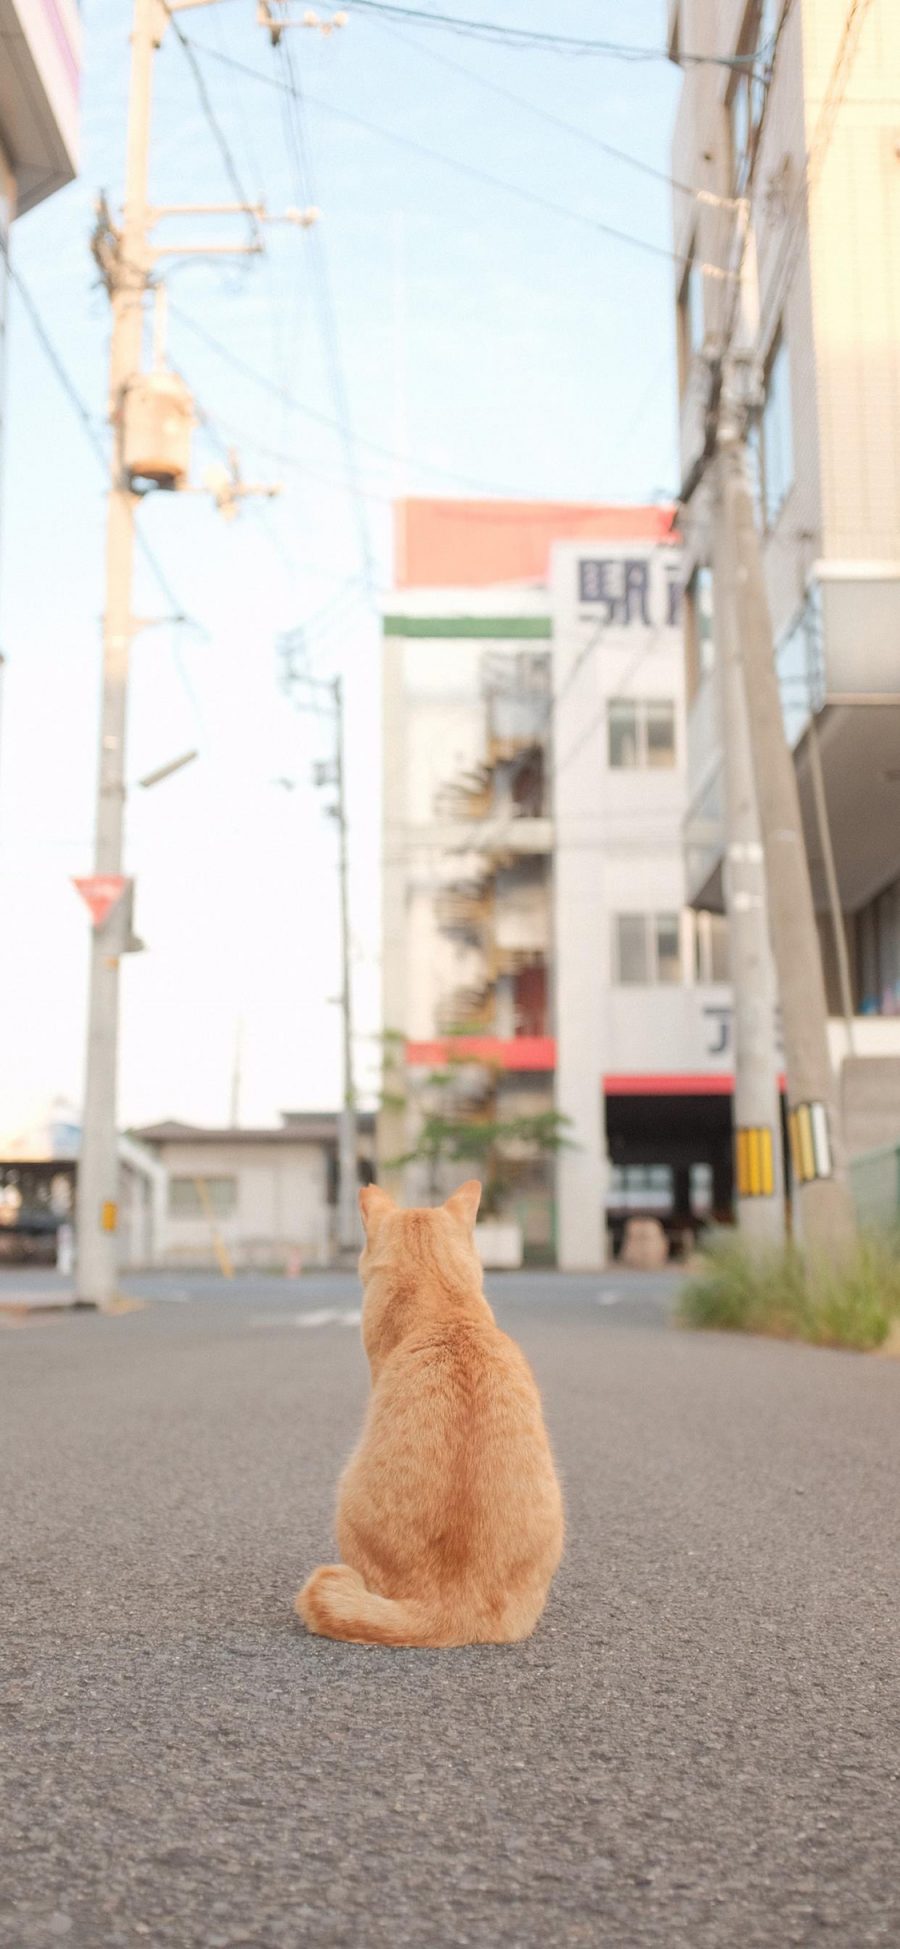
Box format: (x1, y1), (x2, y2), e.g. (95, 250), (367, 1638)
(169, 297), (573, 500)
(160, 0), (262, 247)
(364, 13), (713, 205)
(188, 40), (735, 281)
(1, 236), (109, 474)
(274, 34), (379, 598)
(2, 241), (201, 664)
(672, 0), (796, 512)
(339, 1), (764, 66)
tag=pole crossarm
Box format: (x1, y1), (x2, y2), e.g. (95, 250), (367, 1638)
(148, 202), (268, 223)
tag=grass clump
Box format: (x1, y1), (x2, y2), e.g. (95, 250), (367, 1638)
(679, 1232), (900, 1352)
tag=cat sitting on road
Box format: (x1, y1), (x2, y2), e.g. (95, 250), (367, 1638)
(296, 1181), (564, 1647)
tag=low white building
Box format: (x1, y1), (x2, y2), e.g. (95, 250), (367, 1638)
(132, 1113), (376, 1270)
(0, 1107), (374, 1271)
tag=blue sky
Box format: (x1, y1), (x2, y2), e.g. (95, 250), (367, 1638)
(0, 0), (682, 1135)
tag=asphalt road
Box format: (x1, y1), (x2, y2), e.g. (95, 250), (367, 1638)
(2, 1269), (899, 1948)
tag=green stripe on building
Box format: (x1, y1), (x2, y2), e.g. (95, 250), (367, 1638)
(382, 615), (552, 639)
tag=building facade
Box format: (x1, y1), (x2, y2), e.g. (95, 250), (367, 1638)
(0, 1105), (374, 1271)
(133, 1114), (376, 1270)
(381, 500), (741, 1270)
(670, 0), (900, 1148)
(1, 0), (81, 556)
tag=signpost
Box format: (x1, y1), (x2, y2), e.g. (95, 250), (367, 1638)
(72, 876), (127, 929)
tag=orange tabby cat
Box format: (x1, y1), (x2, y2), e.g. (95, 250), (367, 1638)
(296, 1181), (564, 1648)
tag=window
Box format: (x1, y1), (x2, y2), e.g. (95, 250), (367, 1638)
(854, 874), (900, 1015)
(607, 698), (676, 769)
(655, 913), (682, 984)
(646, 702), (677, 768)
(694, 910), (731, 983)
(690, 1163), (714, 1216)
(759, 333), (794, 526)
(615, 914), (650, 983)
(614, 913), (683, 985)
(169, 1176), (237, 1218)
(685, 567), (715, 695)
(609, 1165), (673, 1212)
(608, 701), (639, 768)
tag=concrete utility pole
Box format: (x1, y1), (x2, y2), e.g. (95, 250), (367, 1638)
(280, 639), (359, 1255)
(716, 418), (856, 1257)
(75, 0), (155, 1307)
(711, 403), (785, 1245)
(332, 675), (359, 1254)
(77, 0), (286, 1304)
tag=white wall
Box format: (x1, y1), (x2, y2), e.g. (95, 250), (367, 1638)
(551, 539), (686, 1268)
(155, 1140), (332, 1268)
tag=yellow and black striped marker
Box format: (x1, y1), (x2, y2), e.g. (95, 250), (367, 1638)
(735, 1127), (775, 1198)
(787, 1103), (833, 1183)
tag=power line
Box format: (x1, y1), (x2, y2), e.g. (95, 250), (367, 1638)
(274, 34), (379, 598)
(2, 239), (198, 635)
(1, 236), (110, 474)
(174, 315), (679, 533)
(340, 0), (764, 66)
(169, 295), (572, 499)
(160, 0), (262, 246)
(365, 15), (718, 203)
(188, 40), (734, 281)
(674, 0), (797, 513)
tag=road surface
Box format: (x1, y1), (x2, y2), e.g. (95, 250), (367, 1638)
(2, 1269), (898, 1947)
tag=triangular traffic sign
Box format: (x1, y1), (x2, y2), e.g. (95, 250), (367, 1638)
(72, 875), (127, 928)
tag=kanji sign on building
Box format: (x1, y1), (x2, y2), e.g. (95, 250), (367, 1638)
(72, 875), (127, 928)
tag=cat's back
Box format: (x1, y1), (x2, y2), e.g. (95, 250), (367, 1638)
(377, 1308), (555, 1472)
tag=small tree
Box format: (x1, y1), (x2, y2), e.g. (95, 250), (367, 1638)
(385, 1041), (573, 1218)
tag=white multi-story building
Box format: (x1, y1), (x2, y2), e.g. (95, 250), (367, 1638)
(670, 0), (900, 1153)
(381, 499), (741, 1269)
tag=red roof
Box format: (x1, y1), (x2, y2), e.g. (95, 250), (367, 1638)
(394, 498), (676, 589)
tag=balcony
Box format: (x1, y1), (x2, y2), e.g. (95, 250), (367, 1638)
(784, 573), (900, 910)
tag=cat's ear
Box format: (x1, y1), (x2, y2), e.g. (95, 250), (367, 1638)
(358, 1184), (396, 1235)
(444, 1180), (482, 1231)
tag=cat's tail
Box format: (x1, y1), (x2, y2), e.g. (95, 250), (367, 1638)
(295, 1563), (460, 1648)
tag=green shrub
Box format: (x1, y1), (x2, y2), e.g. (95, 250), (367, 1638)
(679, 1232), (900, 1352)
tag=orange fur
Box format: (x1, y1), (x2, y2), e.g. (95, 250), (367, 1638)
(295, 1181), (564, 1648)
